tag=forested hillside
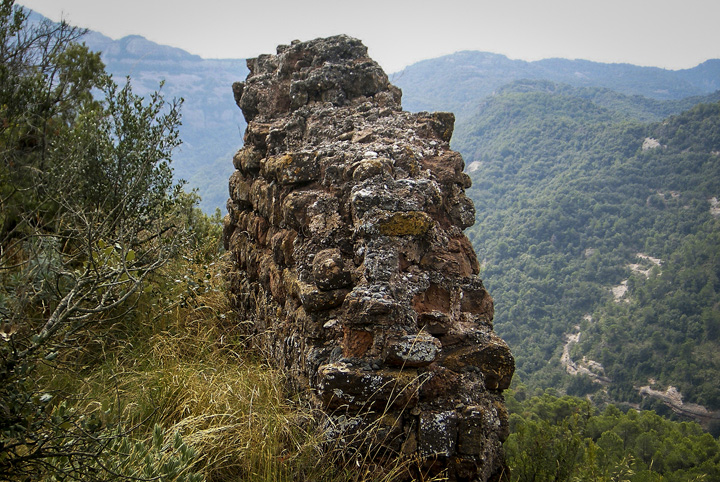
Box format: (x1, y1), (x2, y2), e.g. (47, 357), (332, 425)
(506, 389), (720, 481)
(455, 81), (720, 422)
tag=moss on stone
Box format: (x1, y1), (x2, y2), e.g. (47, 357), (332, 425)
(378, 211), (433, 236)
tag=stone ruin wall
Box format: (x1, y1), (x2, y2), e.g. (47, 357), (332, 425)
(223, 35), (515, 481)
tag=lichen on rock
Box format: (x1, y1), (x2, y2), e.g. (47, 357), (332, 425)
(224, 34), (514, 481)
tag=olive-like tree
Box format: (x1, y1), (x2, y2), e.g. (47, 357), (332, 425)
(0, 1), (198, 478)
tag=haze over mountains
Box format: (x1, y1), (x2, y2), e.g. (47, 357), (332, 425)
(29, 9), (720, 425)
(395, 51), (720, 120)
(35, 6), (718, 214)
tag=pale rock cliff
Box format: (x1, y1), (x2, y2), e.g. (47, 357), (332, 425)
(223, 35), (514, 481)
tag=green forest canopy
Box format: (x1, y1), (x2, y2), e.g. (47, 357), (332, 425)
(456, 81), (720, 413)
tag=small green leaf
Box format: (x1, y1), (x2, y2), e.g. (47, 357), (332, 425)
(126, 249), (136, 262)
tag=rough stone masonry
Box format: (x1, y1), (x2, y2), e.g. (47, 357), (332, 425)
(223, 35), (514, 481)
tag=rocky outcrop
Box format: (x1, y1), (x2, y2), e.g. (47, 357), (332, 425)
(223, 35), (514, 481)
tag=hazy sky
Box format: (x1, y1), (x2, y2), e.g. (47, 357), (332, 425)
(16, 0), (720, 73)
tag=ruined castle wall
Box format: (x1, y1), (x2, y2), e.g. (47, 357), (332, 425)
(223, 35), (514, 481)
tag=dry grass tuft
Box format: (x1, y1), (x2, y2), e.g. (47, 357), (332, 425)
(37, 257), (447, 481)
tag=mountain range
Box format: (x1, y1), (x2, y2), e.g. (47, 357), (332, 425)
(31, 7), (717, 215)
(394, 50), (720, 121)
(26, 9), (720, 427)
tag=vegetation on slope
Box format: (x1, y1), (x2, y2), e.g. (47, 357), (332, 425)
(506, 388), (720, 481)
(0, 3), (307, 479)
(0, 4), (442, 480)
(456, 81), (720, 414)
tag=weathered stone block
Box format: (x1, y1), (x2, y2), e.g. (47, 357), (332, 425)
(419, 410), (459, 457)
(296, 280), (348, 312)
(264, 151), (321, 185)
(441, 338), (515, 390)
(343, 328), (373, 358)
(458, 406), (486, 455)
(313, 248), (352, 290)
(282, 190), (320, 230)
(233, 145), (262, 173)
(350, 158), (389, 181)
(317, 363), (419, 409)
(377, 211), (433, 237)
(385, 333), (442, 367)
(413, 283), (451, 313)
(270, 229), (296, 267)
(343, 285), (407, 326)
(228, 170), (253, 209)
(460, 285), (494, 320)
(418, 311), (452, 335)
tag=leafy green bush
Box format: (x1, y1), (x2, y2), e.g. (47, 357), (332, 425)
(506, 391), (720, 481)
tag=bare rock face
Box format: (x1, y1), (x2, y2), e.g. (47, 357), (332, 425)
(223, 35), (514, 481)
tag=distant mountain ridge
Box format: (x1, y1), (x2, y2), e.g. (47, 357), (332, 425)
(22, 8), (720, 215)
(469, 79), (720, 124)
(83, 31), (202, 62)
(393, 51), (720, 121)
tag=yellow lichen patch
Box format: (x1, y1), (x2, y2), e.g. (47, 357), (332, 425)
(378, 211), (433, 236)
(398, 146), (420, 176)
(262, 153), (293, 179)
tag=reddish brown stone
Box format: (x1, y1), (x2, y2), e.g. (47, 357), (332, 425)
(343, 328), (373, 358)
(460, 287), (494, 319)
(413, 283), (451, 313)
(419, 364), (462, 401)
(282, 190), (321, 230)
(418, 311), (452, 335)
(420, 150), (464, 186)
(420, 246), (475, 278)
(441, 339), (515, 390)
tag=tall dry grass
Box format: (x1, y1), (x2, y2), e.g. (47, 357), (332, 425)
(37, 256), (445, 481)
